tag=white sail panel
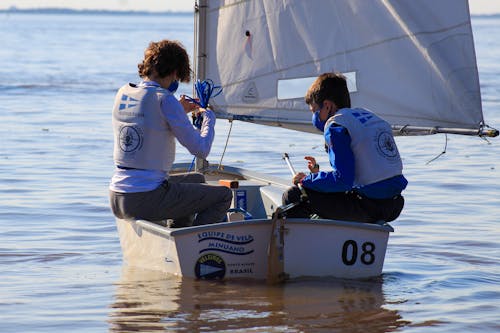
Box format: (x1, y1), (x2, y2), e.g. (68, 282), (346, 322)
(202, 0), (484, 135)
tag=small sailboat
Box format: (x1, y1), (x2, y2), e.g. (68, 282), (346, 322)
(115, 0), (498, 282)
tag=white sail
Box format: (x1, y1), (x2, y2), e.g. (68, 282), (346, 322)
(196, 0), (497, 136)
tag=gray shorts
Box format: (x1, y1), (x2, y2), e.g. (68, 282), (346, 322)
(110, 172), (232, 226)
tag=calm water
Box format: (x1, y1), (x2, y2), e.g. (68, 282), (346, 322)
(0, 11), (499, 333)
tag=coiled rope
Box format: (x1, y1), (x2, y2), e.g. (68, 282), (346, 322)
(185, 79), (223, 171)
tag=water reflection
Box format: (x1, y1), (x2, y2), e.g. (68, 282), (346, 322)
(109, 266), (409, 332)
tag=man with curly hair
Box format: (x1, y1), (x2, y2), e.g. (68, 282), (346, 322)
(109, 40), (232, 227)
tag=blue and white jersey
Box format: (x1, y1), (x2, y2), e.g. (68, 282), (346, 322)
(301, 108), (407, 199)
(110, 81), (216, 193)
(331, 108), (403, 186)
(112, 82), (175, 172)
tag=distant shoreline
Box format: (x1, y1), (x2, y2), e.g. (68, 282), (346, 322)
(0, 7), (192, 16)
(0, 7), (498, 18)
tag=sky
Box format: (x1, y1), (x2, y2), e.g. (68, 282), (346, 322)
(1, 0), (500, 14)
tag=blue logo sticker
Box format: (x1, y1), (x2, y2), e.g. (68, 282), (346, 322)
(195, 253), (226, 280)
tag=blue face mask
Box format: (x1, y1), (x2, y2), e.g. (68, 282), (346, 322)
(312, 110), (326, 132)
(167, 80), (179, 93)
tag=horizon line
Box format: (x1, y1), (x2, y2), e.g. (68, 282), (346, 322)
(1, 6), (499, 17)
(0, 6), (192, 15)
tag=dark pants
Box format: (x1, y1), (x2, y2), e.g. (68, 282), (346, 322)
(110, 172), (232, 227)
(282, 186), (404, 223)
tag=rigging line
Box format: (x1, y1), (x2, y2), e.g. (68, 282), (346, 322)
(479, 135), (492, 145)
(218, 118), (234, 170)
(426, 133), (448, 165)
(479, 124), (498, 141)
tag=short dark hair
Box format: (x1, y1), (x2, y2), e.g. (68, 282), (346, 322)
(138, 40), (191, 82)
(305, 72), (351, 109)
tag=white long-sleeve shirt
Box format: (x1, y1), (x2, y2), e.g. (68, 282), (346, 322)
(109, 81), (215, 193)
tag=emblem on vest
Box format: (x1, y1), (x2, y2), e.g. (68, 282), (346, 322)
(119, 125), (143, 153)
(375, 130), (398, 159)
(351, 110), (374, 124)
(119, 94), (139, 110)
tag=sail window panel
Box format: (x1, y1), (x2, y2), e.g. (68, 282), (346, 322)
(277, 72), (357, 100)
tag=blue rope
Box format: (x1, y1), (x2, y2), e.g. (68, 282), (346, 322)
(188, 157), (196, 172)
(185, 79), (223, 110)
(186, 79), (223, 130)
(186, 79), (223, 171)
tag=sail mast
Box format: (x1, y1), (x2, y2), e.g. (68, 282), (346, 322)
(194, 0), (209, 171)
(195, 0), (207, 82)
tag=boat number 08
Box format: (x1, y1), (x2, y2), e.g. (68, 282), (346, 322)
(341, 240), (375, 265)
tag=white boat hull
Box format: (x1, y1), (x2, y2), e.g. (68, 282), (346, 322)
(115, 164), (394, 281)
(116, 217), (392, 280)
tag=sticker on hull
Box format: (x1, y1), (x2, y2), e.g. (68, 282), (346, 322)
(195, 253), (226, 280)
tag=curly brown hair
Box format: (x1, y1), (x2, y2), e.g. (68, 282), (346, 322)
(138, 40), (192, 82)
(305, 72), (351, 109)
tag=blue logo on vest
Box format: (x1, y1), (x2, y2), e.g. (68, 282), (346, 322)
(376, 131), (398, 158)
(119, 94), (139, 110)
(119, 126), (143, 152)
(352, 111), (373, 124)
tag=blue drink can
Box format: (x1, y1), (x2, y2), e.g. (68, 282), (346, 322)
(236, 190), (247, 211)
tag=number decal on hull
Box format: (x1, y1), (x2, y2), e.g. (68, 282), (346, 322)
(342, 240), (376, 266)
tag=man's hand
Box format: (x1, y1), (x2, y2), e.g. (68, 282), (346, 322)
(304, 156), (319, 173)
(293, 172), (306, 186)
(179, 95), (199, 113)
